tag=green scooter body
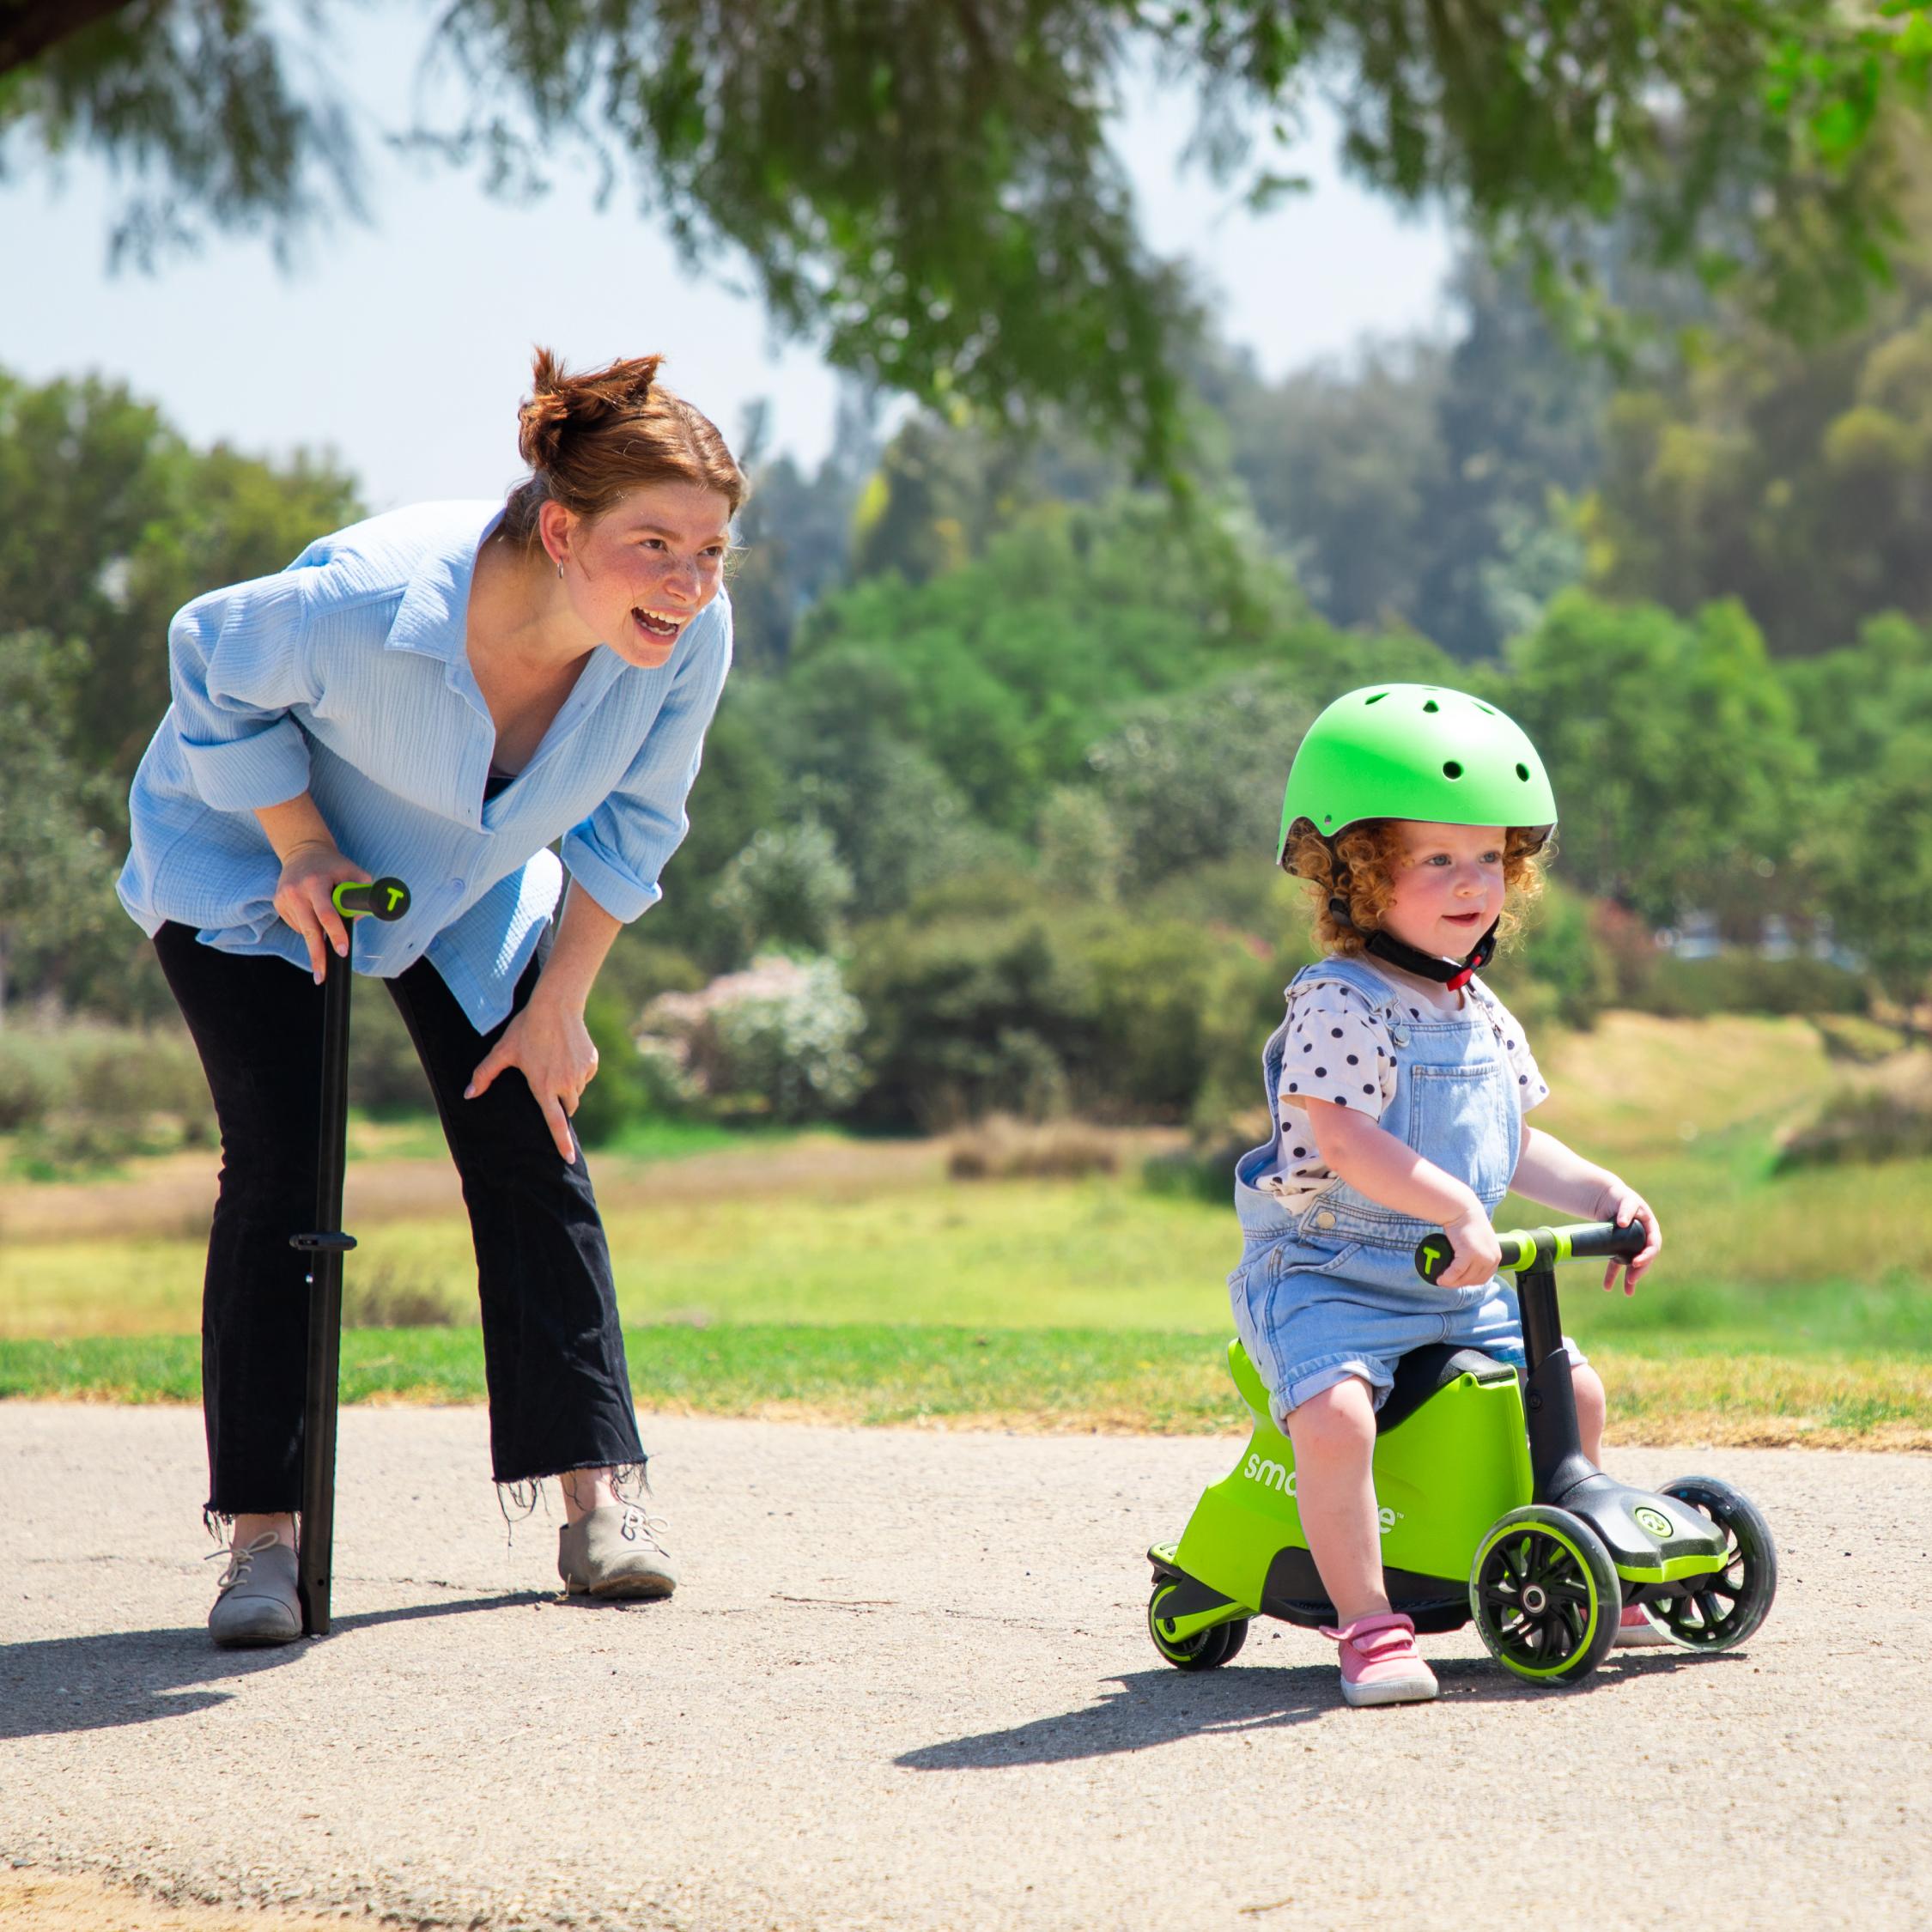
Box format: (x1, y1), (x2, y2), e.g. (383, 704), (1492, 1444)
(1161, 1340), (1534, 1637)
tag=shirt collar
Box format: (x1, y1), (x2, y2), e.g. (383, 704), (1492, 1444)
(384, 504), (507, 660)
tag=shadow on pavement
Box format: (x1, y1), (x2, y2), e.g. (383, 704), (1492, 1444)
(896, 1650), (1712, 1769)
(0, 1593), (536, 1741)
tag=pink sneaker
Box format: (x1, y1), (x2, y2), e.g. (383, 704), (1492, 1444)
(1319, 1612), (1439, 1707)
(1615, 1602), (1675, 1648)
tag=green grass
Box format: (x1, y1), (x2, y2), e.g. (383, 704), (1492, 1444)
(5, 1015), (1932, 1438)
(3, 1322), (1924, 1444)
(8, 1167), (1931, 1352)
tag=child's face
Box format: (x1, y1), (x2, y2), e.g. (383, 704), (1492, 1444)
(1380, 821), (1506, 959)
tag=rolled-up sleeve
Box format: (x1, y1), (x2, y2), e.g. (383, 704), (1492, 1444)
(560, 598), (734, 922)
(167, 574), (319, 812)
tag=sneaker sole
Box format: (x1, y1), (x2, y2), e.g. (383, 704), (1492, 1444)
(1614, 1623), (1678, 1648)
(1340, 1674), (1438, 1707)
(564, 1575), (677, 1601)
(210, 1619), (302, 1649)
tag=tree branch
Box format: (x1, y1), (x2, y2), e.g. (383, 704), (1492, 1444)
(0, 0), (139, 79)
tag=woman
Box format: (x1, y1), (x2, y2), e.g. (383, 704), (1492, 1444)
(117, 349), (744, 1646)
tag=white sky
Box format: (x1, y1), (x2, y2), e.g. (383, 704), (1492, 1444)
(2, 10), (1453, 510)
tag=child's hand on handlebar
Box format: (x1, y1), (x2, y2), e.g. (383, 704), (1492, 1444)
(1593, 1180), (1661, 1295)
(1437, 1200), (1503, 1289)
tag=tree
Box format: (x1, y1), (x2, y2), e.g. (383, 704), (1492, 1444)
(0, 634), (119, 1022)
(1582, 287), (1932, 653)
(1496, 588), (1813, 933)
(0, 367), (361, 790)
(9, 2), (1932, 472)
(1808, 729), (1932, 1028)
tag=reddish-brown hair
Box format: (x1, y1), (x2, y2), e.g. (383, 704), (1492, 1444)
(501, 348), (747, 544)
(1283, 817), (1549, 956)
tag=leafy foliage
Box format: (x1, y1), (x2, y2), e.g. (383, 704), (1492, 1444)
(1498, 589), (1814, 931)
(9, 3), (1932, 468)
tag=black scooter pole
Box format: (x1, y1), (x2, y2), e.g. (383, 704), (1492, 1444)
(292, 876), (411, 1637)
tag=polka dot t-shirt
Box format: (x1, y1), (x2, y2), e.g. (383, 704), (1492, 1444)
(1260, 969), (1549, 1204)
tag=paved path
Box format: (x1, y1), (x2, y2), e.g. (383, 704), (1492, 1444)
(2, 1407), (1928, 1930)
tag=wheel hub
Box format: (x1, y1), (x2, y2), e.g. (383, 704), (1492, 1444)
(1522, 1583), (1548, 1613)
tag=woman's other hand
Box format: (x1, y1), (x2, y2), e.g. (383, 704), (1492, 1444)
(274, 841), (374, 983)
(465, 990), (599, 1161)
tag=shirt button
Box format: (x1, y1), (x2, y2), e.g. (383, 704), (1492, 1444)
(1315, 1210), (1336, 1230)
(449, 878), (466, 893)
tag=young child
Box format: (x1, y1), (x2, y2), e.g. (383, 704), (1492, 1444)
(1230, 683), (1663, 1707)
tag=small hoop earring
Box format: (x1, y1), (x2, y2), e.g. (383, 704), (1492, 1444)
(556, 558), (564, 580)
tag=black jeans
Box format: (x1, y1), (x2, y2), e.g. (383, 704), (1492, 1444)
(153, 921), (643, 1516)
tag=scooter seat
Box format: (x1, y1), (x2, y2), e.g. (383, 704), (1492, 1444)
(1377, 1344), (1516, 1435)
(1226, 1339), (1514, 1435)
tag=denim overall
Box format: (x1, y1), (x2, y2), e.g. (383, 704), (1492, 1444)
(1227, 954), (1572, 1427)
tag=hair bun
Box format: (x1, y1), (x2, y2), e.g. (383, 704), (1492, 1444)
(517, 346), (666, 475)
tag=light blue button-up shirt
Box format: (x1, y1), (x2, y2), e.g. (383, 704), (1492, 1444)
(117, 500), (733, 1031)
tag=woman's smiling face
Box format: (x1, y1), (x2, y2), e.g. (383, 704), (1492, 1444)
(545, 482), (732, 668)
(1380, 819), (1506, 959)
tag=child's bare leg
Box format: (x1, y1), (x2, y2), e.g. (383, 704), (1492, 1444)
(1572, 1363), (1607, 1466)
(1285, 1378), (1387, 1625)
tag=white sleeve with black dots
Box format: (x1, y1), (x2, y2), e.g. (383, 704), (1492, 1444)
(1277, 983), (1397, 1121)
(1485, 989), (1552, 1111)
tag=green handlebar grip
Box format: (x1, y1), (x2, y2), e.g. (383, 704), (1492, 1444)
(1414, 1218), (1644, 1283)
(332, 877), (412, 921)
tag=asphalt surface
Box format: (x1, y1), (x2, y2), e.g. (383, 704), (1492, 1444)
(2, 1406), (1928, 1931)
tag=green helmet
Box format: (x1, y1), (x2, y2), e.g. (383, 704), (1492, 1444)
(1279, 683), (1556, 867)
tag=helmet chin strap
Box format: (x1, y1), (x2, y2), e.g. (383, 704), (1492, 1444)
(1327, 897), (1498, 991)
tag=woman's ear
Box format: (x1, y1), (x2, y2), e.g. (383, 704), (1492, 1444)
(537, 498), (574, 574)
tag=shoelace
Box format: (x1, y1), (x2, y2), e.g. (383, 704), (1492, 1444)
(205, 1529), (282, 1594)
(617, 1504), (672, 1554)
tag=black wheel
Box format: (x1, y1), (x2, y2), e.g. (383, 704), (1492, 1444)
(1148, 1581), (1245, 1672)
(1469, 1505), (1621, 1686)
(1652, 1476), (1777, 1650)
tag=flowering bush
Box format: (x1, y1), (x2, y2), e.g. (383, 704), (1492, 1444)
(640, 954), (867, 1122)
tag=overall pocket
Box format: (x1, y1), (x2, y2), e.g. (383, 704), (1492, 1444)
(1403, 1060), (1516, 1206)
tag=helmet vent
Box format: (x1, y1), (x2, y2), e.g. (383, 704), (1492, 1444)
(1516, 763), (1530, 781)
(1443, 761), (1463, 780)
(1422, 699), (1440, 714)
(1364, 692), (1388, 705)
(1475, 702), (1496, 714)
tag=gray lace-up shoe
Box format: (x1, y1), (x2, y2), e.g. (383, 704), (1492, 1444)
(557, 1503), (677, 1600)
(207, 1532), (302, 1647)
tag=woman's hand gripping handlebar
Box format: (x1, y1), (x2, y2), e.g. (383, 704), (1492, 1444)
(1416, 1217), (1652, 1292)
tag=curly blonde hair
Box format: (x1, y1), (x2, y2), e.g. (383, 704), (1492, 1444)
(1282, 817), (1548, 956)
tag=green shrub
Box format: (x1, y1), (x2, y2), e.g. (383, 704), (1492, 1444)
(946, 1115), (1121, 1180)
(343, 1260), (467, 1328)
(707, 957), (868, 1121)
(574, 990), (659, 1148)
(710, 816), (855, 957)
(1773, 1081), (1932, 1172)
(343, 990), (436, 1116)
(1142, 1111), (1267, 1205)
(1633, 951), (1867, 1018)
(3, 1024), (216, 1173)
(0, 1032), (67, 1130)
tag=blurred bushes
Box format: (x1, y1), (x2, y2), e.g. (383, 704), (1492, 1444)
(945, 1115), (1121, 1181)
(1625, 952), (1866, 1019)
(1775, 1080), (1932, 1172)
(0, 1023), (214, 1176)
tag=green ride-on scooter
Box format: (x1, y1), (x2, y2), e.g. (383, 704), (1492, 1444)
(1147, 1219), (1777, 1686)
